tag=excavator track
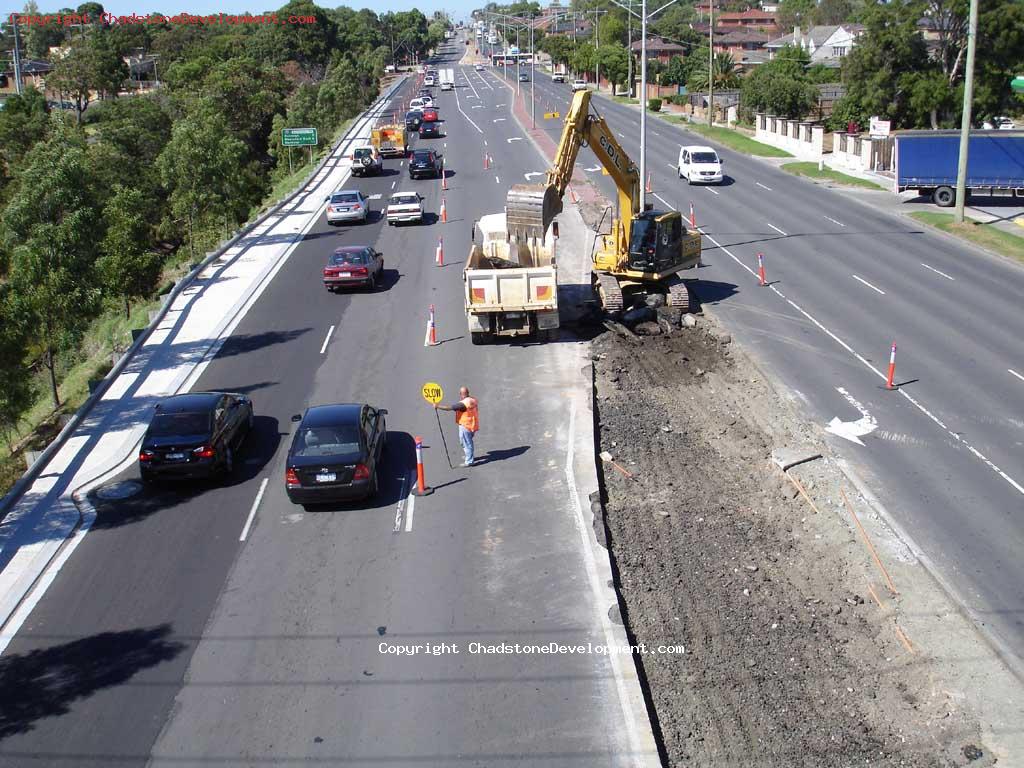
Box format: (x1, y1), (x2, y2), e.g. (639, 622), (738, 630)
(595, 272), (624, 314)
(665, 274), (691, 313)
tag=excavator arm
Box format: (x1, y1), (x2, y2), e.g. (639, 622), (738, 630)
(505, 89), (641, 251)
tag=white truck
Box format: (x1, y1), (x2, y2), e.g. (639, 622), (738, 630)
(465, 212), (560, 344)
(440, 69), (455, 91)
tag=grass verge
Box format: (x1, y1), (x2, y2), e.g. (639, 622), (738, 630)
(661, 116), (793, 157)
(781, 161), (885, 190)
(909, 212), (1024, 265)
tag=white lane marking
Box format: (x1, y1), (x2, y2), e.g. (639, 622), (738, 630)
(617, 132), (625, 138)
(824, 215), (845, 227)
(453, 80), (484, 135)
(393, 474), (409, 532)
(239, 478), (268, 542)
(756, 182), (772, 191)
(666, 163), (677, 170)
(524, 172), (544, 180)
(495, 176), (500, 183)
(507, 137), (522, 143)
(652, 193), (673, 209)
(585, 165), (601, 172)
(493, 118), (506, 123)
(701, 227), (1024, 499)
(319, 325), (335, 354)
(767, 222), (787, 236)
(704, 187), (720, 196)
(851, 275), (885, 295)
(471, 104), (485, 109)
(368, 193), (382, 200)
(405, 489), (416, 532)
(826, 387), (878, 446)
(463, 67), (481, 100)
(921, 263), (955, 280)
(483, 140), (488, 146)
(1010, 369), (1024, 383)
(391, 180), (396, 189)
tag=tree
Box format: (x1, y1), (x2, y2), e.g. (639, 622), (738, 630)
(96, 186), (162, 319)
(1, 126), (101, 408)
(0, 285), (32, 448)
(540, 35), (576, 70)
(0, 87), (50, 199)
(813, 0), (854, 26)
(23, 0), (67, 59)
(741, 50), (819, 119)
(776, 0), (816, 31)
(598, 11), (627, 47)
(597, 43), (629, 94)
(47, 34), (128, 124)
(571, 42), (597, 78)
(974, 0), (1024, 121)
(687, 50), (741, 92)
(201, 57), (288, 156)
(247, 0), (338, 78)
(156, 110), (247, 258)
(651, 4), (695, 42)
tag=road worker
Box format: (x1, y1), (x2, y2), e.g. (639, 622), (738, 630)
(434, 386), (479, 467)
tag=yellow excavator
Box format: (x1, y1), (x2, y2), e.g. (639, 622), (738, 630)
(505, 89), (701, 313)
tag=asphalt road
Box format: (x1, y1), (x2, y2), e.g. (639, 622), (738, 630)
(0, 44), (651, 767)
(499, 59), (1024, 665)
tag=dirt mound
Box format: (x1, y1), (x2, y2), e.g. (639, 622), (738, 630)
(592, 316), (991, 767)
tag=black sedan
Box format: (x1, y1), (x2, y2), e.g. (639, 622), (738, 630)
(419, 121), (442, 139)
(405, 110), (423, 131)
(285, 403), (387, 505)
(323, 245), (384, 291)
(139, 392), (253, 481)
(408, 149), (443, 179)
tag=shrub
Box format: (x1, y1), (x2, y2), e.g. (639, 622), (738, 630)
(648, 98), (662, 112)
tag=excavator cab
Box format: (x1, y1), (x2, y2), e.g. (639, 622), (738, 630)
(627, 211), (685, 275)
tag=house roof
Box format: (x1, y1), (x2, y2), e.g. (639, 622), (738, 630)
(716, 29), (770, 44)
(629, 36), (686, 53)
(737, 50), (771, 65)
(717, 9), (777, 21)
(766, 25), (839, 48)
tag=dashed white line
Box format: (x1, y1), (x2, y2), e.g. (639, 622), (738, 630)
(767, 222), (787, 236)
(391, 180), (396, 189)
(921, 263), (955, 280)
(495, 175), (500, 183)
(704, 187), (720, 195)
(756, 182), (772, 191)
(700, 228), (1024, 500)
(666, 162), (677, 170)
(652, 192), (673, 209)
(405, 489), (416, 532)
(453, 81), (484, 135)
(393, 475), (409, 532)
(851, 274), (885, 295)
(239, 478), (268, 542)
(824, 215), (845, 227)
(319, 325), (335, 354)
(1010, 369), (1024, 383)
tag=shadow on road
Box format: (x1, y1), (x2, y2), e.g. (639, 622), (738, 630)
(476, 445), (530, 465)
(0, 624), (186, 740)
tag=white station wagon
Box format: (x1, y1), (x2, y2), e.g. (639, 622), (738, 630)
(385, 192), (424, 225)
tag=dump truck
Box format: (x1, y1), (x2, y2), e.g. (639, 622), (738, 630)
(371, 124), (407, 158)
(465, 212), (560, 344)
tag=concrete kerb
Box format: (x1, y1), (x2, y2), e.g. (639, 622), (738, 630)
(0, 74), (406, 526)
(0, 78), (407, 642)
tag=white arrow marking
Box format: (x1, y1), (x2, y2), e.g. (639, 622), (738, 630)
(493, 118), (506, 122)
(524, 172), (544, 180)
(507, 137), (522, 143)
(585, 165), (600, 172)
(825, 387), (877, 446)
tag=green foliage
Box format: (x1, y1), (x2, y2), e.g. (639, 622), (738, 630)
(648, 98), (662, 112)
(740, 45), (817, 120)
(201, 57), (289, 155)
(0, 88), (50, 202)
(597, 43), (629, 92)
(651, 5), (697, 43)
(247, 0), (338, 77)
(96, 187), (162, 319)
(47, 34), (130, 124)
(687, 50), (741, 93)
(660, 55), (690, 87)
(813, 0), (855, 25)
(776, 0), (816, 31)
(0, 284), (32, 443)
(571, 42), (597, 75)
(597, 11), (627, 47)
(22, 0), (67, 58)
(1, 126), (102, 407)
(974, 0), (1024, 121)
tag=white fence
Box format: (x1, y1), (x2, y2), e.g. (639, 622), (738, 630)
(754, 113), (824, 162)
(753, 113), (894, 174)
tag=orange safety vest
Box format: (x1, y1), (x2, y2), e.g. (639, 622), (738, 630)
(455, 397), (479, 432)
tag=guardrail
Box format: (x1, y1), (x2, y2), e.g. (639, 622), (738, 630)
(0, 75), (407, 523)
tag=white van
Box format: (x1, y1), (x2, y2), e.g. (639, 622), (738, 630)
(409, 98), (427, 110)
(677, 145), (723, 184)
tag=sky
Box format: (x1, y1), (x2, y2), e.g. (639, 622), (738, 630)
(9, 0), (477, 21)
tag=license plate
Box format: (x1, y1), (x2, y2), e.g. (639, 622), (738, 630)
(337, 272), (351, 278)
(338, 207), (350, 212)
(316, 473), (337, 483)
(166, 452), (185, 460)
(505, 312), (524, 318)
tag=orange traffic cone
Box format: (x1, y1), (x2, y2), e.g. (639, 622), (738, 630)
(440, 197), (448, 224)
(645, 173), (652, 194)
(436, 237), (444, 266)
(689, 201), (697, 228)
(441, 163), (448, 190)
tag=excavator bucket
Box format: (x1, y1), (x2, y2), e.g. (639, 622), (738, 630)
(505, 184), (563, 239)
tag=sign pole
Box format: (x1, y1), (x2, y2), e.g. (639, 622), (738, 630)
(435, 409), (453, 469)
(288, 146), (293, 175)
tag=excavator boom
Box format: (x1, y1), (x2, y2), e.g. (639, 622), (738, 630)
(505, 90), (640, 245)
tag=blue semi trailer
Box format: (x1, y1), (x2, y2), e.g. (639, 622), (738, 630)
(894, 130), (1024, 207)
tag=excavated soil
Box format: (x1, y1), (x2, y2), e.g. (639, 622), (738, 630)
(591, 314), (992, 767)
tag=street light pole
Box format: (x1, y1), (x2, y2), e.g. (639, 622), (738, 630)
(708, 0), (714, 126)
(954, 0), (979, 223)
(531, 17), (535, 129)
(11, 13), (23, 95)
(640, 0), (648, 210)
(627, 0), (633, 98)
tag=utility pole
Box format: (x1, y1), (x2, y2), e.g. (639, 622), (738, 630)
(627, 0), (633, 98)
(954, 0), (979, 223)
(531, 15), (536, 128)
(516, 26), (521, 97)
(640, 0), (648, 210)
(595, 8), (600, 90)
(708, 0), (714, 126)
(11, 13), (23, 95)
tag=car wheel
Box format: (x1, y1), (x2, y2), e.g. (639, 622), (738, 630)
(223, 446), (234, 476)
(368, 272), (377, 291)
(368, 467), (380, 497)
(247, 408), (255, 432)
(677, 167), (682, 178)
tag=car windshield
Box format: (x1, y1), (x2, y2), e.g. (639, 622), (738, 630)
(413, 151), (433, 161)
(294, 424), (362, 457)
(691, 152), (719, 164)
(391, 195), (419, 206)
(353, 148), (373, 159)
(149, 412), (211, 437)
(331, 250), (369, 265)
(330, 192), (360, 204)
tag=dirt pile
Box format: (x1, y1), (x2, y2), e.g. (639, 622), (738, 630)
(592, 314), (992, 767)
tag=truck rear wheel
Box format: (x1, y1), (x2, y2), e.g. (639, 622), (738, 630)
(471, 332), (491, 345)
(932, 186), (955, 207)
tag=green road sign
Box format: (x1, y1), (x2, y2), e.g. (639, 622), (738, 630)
(1012, 75), (1024, 94)
(282, 127), (318, 147)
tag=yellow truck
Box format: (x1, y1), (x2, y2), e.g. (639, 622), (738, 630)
(371, 124), (407, 158)
(465, 212), (560, 344)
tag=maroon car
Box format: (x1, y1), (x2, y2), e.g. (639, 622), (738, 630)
(323, 246), (384, 292)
